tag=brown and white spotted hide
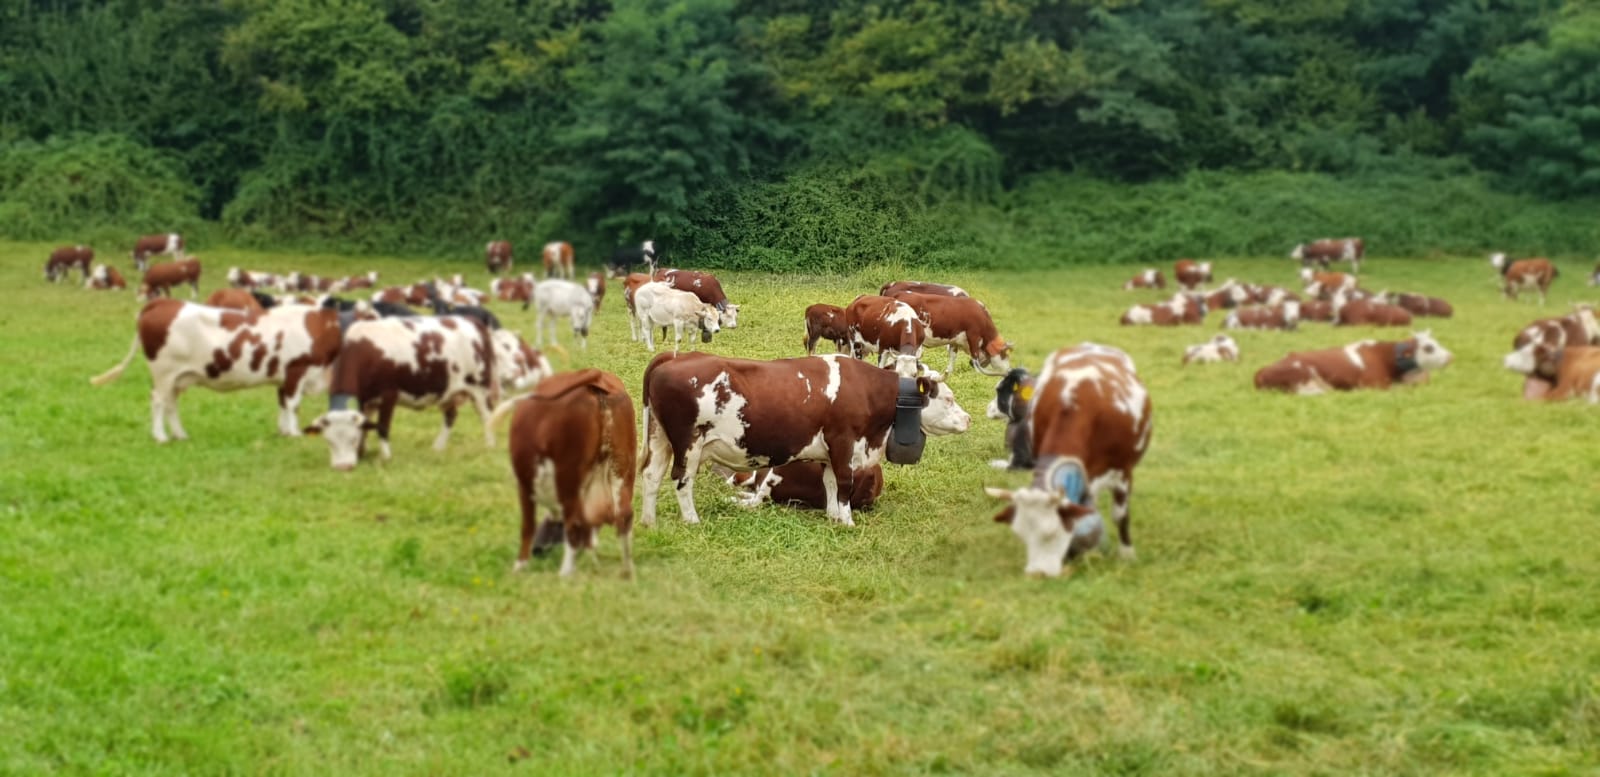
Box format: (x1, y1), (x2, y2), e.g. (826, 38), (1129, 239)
(1504, 344), (1600, 402)
(653, 268), (739, 328)
(1503, 307), (1600, 390)
(1385, 292), (1453, 318)
(84, 264), (126, 290)
(888, 292), (1013, 375)
(1122, 269), (1165, 291)
(542, 241), (575, 280)
(1490, 254), (1558, 304)
(879, 280), (970, 298)
(138, 258), (202, 301)
(726, 462), (883, 512)
(986, 344), (1152, 578)
(1173, 260), (1213, 290)
(1224, 302), (1299, 331)
(1120, 293), (1207, 326)
(1299, 299), (1335, 322)
(226, 268), (284, 291)
(131, 233), (183, 271)
(1292, 238), (1364, 272)
(1245, 284), (1299, 306)
(846, 295), (928, 368)
(1203, 281), (1250, 310)
(492, 330), (553, 392)
(372, 283), (434, 307)
(205, 288), (266, 313)
(1302, 270), (1357, 299)
(89, 299), (343, 442)
(1254, 332), (1451, 394)
(1334, 297), (1413, 327)
(503, 369), (637, 576)
(1183, 335), (1240, 365)
(486, 240), (514, 275)
(587, 272), (606, 311)
(491, 276), (536, 306)
(804, 303), (850, 355)
(640, 352), (970, 527)
(46, 245), (94, 282)
(332, 272), (379, 292)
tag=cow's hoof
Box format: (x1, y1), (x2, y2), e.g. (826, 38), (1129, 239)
(988, 459), (1010, 470)
(513, 560), (528, 573)
(1118, 545), (1137, 561)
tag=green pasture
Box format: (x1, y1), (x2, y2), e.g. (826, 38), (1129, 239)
(2, 242), (1597, 775)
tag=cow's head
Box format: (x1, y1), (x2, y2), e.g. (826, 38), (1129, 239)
(1290, 243), (1305, 260)
(917, 374), (971, 435)
(135, 283), (154, 302)
(1490, 252), (1507, 271)
(986, 368), (1032, 422)
(1282, 300), (1301, 326)
(304, 409), (374, 471)
(1404, 331), (1453, 377)
(718, 302), (741, 329)
(697, 304), (722, 342)
(986, 486), (1098, 578)
(972, 337), (1014, 376)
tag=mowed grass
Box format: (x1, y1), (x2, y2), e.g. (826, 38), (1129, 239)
(2, 240), (1598, 775)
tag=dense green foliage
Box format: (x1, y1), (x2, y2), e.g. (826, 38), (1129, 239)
(3, 0), (1599, 260)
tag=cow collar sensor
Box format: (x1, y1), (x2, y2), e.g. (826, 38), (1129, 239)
(1394, 341), (1419, 375)
(330, 393), (356, 412)
(886, 377), (927, 465)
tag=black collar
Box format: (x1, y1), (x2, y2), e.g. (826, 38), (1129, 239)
(1394, 341), (1419, 374)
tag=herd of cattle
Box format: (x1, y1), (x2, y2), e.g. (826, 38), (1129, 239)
(44, 233), (1600, 578)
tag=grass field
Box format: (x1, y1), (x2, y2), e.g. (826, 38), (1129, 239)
(2, 241), (1597, 775)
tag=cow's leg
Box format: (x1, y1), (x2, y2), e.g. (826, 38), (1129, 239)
(150, 388), (170, 443)
(433, 404), (458, 451)
(617, 527), (634, 580)
(1111, 475), (1135, 560)
(162, 384), (190, 441)
(628, 310), (640, 341)
(672, 445), (704, 525)
(640, 315), (655, 351)
(277, 373), (306, 436)
(514, 463), (538, 572)
(376, 395), (398, 460)
(558, 498), (591, 578)
(470, 391), (495, 448)
(821, 447), (856, 527)
(946, 345), (958, 375)
(671, 321), (683, 355)
(640, 415), (672, 527)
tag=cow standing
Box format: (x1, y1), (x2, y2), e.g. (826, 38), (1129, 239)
(542, 241), (575, 279)
(654, 268), (739, 328)
(1173, 260), (1212, 290)
(131, 233), (184, 272)
(845, 295), (927, 368)
(532, 279), (596, 350)
(1490, 253), (1558, 304)
(804, 303), (850, 355)
(879, 280), (970, 298)
(606, 241), (657, 279)
(45, 245), (94, 282)
(205, 288), (267, 313)
(138, 258), (202, 301)
(985, 344), (1152, 577)
(889, 291), (1013, 375)
(1254, 332), (1452, 393)
(986, 367), (1035, 471)
(486, 240), (514, 275)
(633, 282), (720, 354)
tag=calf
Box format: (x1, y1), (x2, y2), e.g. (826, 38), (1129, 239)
(45, 245), (94, 282)
(1292, 237), (1364, 272)
(429, 298), (502, 331)
(889, 291), (1013, 375)
(640, 352), (970, 526)
(1505, 344), (1600, 402)
(486, 240), (514, 274)
(846, 294), (927, 368)
(84, 264), (126, 290)
(131, 233), (183, 271)
(542, 241), (575, 279)
(804, 303), (850, 355)
(725, 462), (883, 512)
(497, 369), (637, 576)
(633, 282), (720, 354)
(1224, 302), (1300, 331)
(879, 280), (970, 298)
(1334, 295), (1413, 327)
(986, 367), (1034, 471)
(138, 258), (202, 301)
(90, 299), (342, 441)
(1490, 253), (1558, 304)
(586, 272), (606, 310)
(303, 316), (498, 469)
(655, 268), (739, 327)
(1253, 332), (1452, 393)
(1122, 269), (1165, 291)
(1183, 334), (1240, 365)
(226, 268), (284, 291)
(1383, 292), (1453, 318)
(985, 344), (1152, 577)
(205, 288), (266, 313)
(532, 279), (596, 350)
(1173, 259), (1212, 290)
(606, 240), (657, 279)
(1120, 293), (1207, 326)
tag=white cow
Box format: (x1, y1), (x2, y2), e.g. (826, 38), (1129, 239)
(532, 279), (597, 350)
(633, 282), (721, 354)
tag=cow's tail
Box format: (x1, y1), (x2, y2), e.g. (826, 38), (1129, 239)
(487, 393), (531, 429)
(90, 334), (141, 386)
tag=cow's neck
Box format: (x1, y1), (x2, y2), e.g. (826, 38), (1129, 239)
(1392, 341), (1419, 376)
(1499, 261), (1512, 277)
(1032, 455), (1088, 504)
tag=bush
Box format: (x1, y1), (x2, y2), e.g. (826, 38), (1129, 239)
(0, 133), (202, 240)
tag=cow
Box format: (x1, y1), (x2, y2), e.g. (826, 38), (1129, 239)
(1333, 294), (1413, 327)
(1120, 293), (1207, 326)
(586, 272), (606, 311)
(622, 273), (653, 340)
(639, 352), (971, 527)
(879, 280), (970, 299)
(84, 264), (126, 291)
(1299, 299), (1335, 322)
(542, 241), (575, 280)
(804, 303), (850, 355)
(1503, 307), (1600, 386)
(1490, 253), (1558, 304)
(302, 316), (498, 469)
(1183, 334), (1240, 365)
(1203, 280), (1250, 311)
(1245, 284), (1300, 307)
(328, 272), (379, 292)
(633, 282), (720, 354)
(1380, 292), (1453, 318)
(89, 299), (343, 442)
(984, 344), (1152, 577)
(723, 462), (883, 512)
(285, 271), (337, 294)
(429, 278), (486, 307)
(1173, 260), (1212, 290)
(845, 295), (927, 369)
(372, 284), (434, 307)
(532, 279), (596, 350)
(131, 233), (183, 272)
(654, 269), (739, 328)
(138, 258), (202, 302)
(226, 268), (284, 291)
(1122, 269), (1165, 291)
(205, 288), (266, 313)
(1505, 344), (1600, 402)
(486, 240), (514, 275)
(1224, 302), (1300, 331)
(888, 292), (1013, 375)
(1253, 332), (1452, 394)
(1292, 238), (1364, 273)
(492, 330), (554, 392)
(428, 298), (502, 331)
(1301, 269), (1357, 299)
(491, 275), (536, 305)
(986, 367), (1035, 471)
(45, 245), (94, 282)
(606, 240), (657, 279)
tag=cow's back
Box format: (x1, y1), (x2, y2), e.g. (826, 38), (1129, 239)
(1032, 346), (1151, 478)
(334, 316), (494, 405)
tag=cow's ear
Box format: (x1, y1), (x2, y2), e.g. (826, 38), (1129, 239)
(992, 505), (1016, 524)
(303, 418), (324, 436)
(984, 486), (1013, 501)
(1056, 503), (1094, 529)
(361, 420), (379, 432)
(915, 377), (936, 402)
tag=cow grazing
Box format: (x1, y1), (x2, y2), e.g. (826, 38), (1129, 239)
(725, 462), (883, 512)
(1183, 334), (1240, 365)
(654, 268), (739, 328)
(1253, 332), (1452, 394)
(1120, 293), (1207, 326)
(640, 352), (971, 527)
(889, 291), (1013, 375)
(1505, 344), (1600, 402)
(303, 316), (498, 469)
(606, 240), (657, 279)
(1122, 269), (1165, 291)
(845, 295), (927, 368)
(138, 258), (202, 302)
(542, 241), (575, 279)
(532, 279), (596, 350)
(205, 288), (266, 313)
(633, 282), (720, 354)
(1224, 302), (1300, 331)
(486, 240), (514, 275)
(586, 272), (606, 310)
(45, 245), (94, 282)
(804, 303), (850, 355)
(879, 280), (970, 298)
(1382, 292), (1454, 318)
(1334, 294), (1413, 327)
(1292, 238), (1364, 272)
(1173, 260), (1212, 290)
(986, 367), (1035, 471)
(1490, 253), (1558, 304)
(985, 344), (1152, 577)
(492, 330), (554, 392)
(131, 233), (183, 271)
(89, 299), (343, 442)
(84, 264), (126, 291)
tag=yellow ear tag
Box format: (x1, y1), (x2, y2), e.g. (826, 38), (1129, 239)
(919, 383), (926, 394)
(1019, 386), (1034, 402)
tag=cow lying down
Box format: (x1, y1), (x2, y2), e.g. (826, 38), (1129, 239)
(1254, 332), (1452, 394)
(1505, 344), (1600, 402)
(722, 462), (884, 511)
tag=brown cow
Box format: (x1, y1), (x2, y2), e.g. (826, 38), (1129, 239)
(1120, 293), (1207, 326)
(45, 245), (94, 282)
(1224, 302), (1300, 331)
(543, 241), (574, 280)
(1243, 284), (1299, 306)
(486, 240), (514, 275)
(804, 303), (850, 355)
(205, 288), (266, 313)
(1490, 253), (1558, 304)
(131, 233), (183, 272)
(1299, 299), (1335, 322)
(889, 291), (1013, 375)
(622, 273), (654, 340)
(333, 272), (379, 292)
(1505, 344), (1600, 402)
(1334, 295), (1413, 327)
(1382, 292), (1453, 318)
(84, 264), (127, 290)
(985, 344), (1152, 577)
(1173, 260), (1212, 290)
(846, 294), (928, 370)
(138, 258), (202, 301)
(371, 283), (434, 307)
(1254, 332), (1452, 394)
(496, 369), (637, 576)
(586, 272), (606, 311)
(724, 462), (883, 512)
(491, 276), (536, 305)
(1122, 269), (1165, 291)
(1203, 280), (1250, 311)
(1292, 237), (1364, 272)
(653, 268), (739, 327)
(879, 280), (969, 298)
(1301, 269), (1357, 299)
(1503, 306), (1600, 384)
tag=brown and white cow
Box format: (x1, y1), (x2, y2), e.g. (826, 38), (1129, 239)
(491, 275), (536, 306)
(372, 283), (434, 307)
(633, 282), (720, 354)
(804, 303), (850, 355)
(725, 462), (883, 512)
(1122, 269), (1165, 291)
(205, 288), (266, 313)
(654, 268), (739, 328)
(846, 295), (928, 369)
(640, 352), (970, 527)
(1381, 292), (1453, 318)
(486, 240), (514, 275)
(1202, 280), (1251, 311)
(492, 329), (554, 392)
(1292, 237), (1364, 272)
(1253, 332), (1452, 394)
(1505, 344), (1600, 402)
(1333, 294), (1413, 327)
(1503, 306), (1600, 386)
(889, 291), (1013, 375)
(226, 268), (280, 291)
(287, 272), (339, 294)
(131, 233), (183, 271)
(622, 273), (653, 340)
(1301, 269), (1357, 299)
(1173, 260), (1213, 291)
(138, 258), (202, 301)
(985, 344), (1152, 577)
(303, 315), (498, 469)
(84, 264), (126, 290)
(879, 280), (969, 298)
(331, 272), (379, 292)
(496, 368), (637, 576)
(1183, 334), (1240, 365)
(89, 299), (343, 441)
(542, 241), (575, 280)
(45, 245), (94, 282)
(1299, 299), (1335, 322)
(1224, 302), (1300, 331)
(1120, 293), (1207, 326)
(1490, 253), (1558, 304)
(586, 272), (606, 311)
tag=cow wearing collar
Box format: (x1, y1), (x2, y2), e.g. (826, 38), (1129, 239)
(1504, 344), (1600, 402)
(1253, 332), (1452, 394)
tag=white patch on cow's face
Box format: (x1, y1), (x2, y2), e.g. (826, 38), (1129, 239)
(313, 410), (365, 470)
(1283, 301), (1301, 324)
(700, 304), (722, 334)
(820, 354), (842, 402)
(1124, 306), (1153, 325)
(1490, 252), (1506, 270)
(1412, 331), (1452, 371)
(1503, 343), (1537, 375)
(893, 353), (920, 378)
(921, 381), (971, 435)
(719, 303), (740, 328)
(1291, 244), (1304, 260)
(1002, 488), (1075, 578)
